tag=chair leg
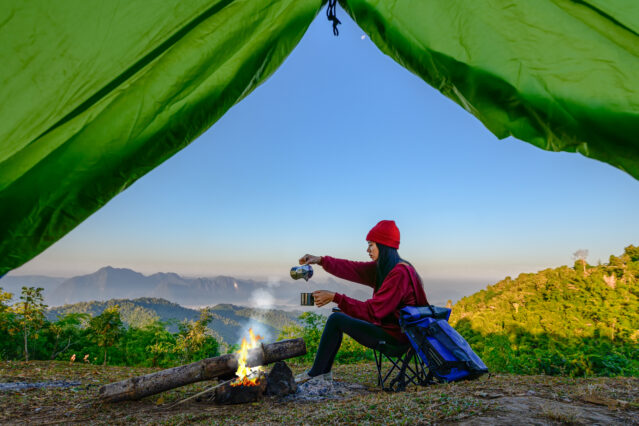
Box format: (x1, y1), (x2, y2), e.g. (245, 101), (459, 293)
(375, 346), (435, 391)
(374, 349), (383, 387)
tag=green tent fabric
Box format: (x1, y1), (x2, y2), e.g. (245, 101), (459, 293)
(340, 0), (639, 177)
(1, 0), (638, 276)
(0, 0), (324, 276)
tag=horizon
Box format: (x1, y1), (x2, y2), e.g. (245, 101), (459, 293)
(1, 252), (624, 310)
(8, 4), (639, 289)
(4, 245), (635, 313)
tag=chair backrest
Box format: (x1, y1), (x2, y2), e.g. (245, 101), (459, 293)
(401, 305), (451, 321)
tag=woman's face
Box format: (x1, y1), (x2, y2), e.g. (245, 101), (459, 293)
(367, 241), (379, 262)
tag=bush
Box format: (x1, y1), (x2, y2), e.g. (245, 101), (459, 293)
(278, 312), (373, 364)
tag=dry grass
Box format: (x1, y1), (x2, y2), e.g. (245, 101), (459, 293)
(0, 360), (637, 425)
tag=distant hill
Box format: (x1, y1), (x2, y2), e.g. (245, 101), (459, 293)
(2, 266), (372, 308)
(46, 267), (266, 307)
(1, 264), (488, 310)
(450, 245), (639, 375)
(47, 298), (302, 345)
(0, 275), (65, 300)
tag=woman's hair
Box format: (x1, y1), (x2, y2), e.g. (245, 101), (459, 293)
(375, 243), (410, 290)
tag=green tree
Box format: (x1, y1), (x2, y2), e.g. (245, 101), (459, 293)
(124, 321), (176, 367)
(47, 313), (89, 360)
(174, 309), (220, 363)
(88, 305), (124, 365)
(0, 288), (19, 359)
(279, 312), (324, 363)
(14, 287), (47, 361)
(0, 288), (13, 330)
(624, 244), (639, 262)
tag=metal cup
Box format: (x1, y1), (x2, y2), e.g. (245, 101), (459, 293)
(300, 292), (315, 306)
(290, 264), (313, 281)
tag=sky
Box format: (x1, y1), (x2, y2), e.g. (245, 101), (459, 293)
(10, 6), (639, 295)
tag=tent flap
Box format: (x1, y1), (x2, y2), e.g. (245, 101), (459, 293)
(0, 0), (323, 276)
(2, 0), (638, 276)
(340, 0), (639, 179)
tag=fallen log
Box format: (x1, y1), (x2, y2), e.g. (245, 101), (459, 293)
(99, 338), (306, 402)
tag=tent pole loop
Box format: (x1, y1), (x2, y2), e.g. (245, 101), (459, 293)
(327, 0), (341, 36)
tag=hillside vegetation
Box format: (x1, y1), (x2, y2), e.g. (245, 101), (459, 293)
(47, 298), (300, 345)
(2, 246), (637, 378)
(451, 245), (639, 376)
(0, 290), (303, 368)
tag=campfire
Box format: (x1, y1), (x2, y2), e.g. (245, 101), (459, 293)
(99, 337), (306, 403)
(215, 328), (270, 404)
(231, 328), (264, 387)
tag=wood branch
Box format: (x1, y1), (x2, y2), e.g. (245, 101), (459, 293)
(99, 338), (306, 402)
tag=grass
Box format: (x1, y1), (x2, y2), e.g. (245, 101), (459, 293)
(540, 408), (580, 424)
(0, 360), (637, 424)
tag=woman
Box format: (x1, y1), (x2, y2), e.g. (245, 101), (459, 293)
(296, 220), (428, 383)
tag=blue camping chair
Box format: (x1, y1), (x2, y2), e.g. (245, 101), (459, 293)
(373, 305), (488, 391)
(372, 340), (428, 391)
(329, 308), (428, 391)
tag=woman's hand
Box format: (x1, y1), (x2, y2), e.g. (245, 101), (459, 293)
(313, 290), (335, 307)
(299, 254), (322, 265)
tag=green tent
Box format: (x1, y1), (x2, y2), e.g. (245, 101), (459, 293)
(1, 0), (638, 276)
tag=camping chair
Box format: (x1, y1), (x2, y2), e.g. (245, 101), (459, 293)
(329, 307), (429, 391)
(373, 305), (480, 391)
(372, 340), (429, 392)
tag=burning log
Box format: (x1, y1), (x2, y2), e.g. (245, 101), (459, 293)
(211, 361), (297, 404)
(214, 374), (267, 404)
(99, 338), (306, 402)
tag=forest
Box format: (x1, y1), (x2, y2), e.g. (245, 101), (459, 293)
(450, 245), (639, 376)
(0, 245), (637, 377)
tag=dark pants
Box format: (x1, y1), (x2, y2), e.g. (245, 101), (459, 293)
(308, 312), (402, 376)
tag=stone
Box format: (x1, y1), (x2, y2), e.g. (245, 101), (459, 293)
(265, 361), (297, 397)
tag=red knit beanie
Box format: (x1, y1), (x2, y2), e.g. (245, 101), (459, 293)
(366, 220), (400, 249)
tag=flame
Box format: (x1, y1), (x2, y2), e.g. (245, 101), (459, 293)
(232, 328), (263, 387)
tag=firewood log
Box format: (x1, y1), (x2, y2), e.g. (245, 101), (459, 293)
(99, 338), (306, 402)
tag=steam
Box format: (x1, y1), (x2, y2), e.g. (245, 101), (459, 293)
(250, 288), (274, 309)
(235, 276), (284, 344)
(266, 276), (281, 288)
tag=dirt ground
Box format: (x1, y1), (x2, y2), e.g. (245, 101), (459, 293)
(0, 360), (637, 425)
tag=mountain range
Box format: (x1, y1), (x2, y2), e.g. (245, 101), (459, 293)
(0, 266), (375, 308)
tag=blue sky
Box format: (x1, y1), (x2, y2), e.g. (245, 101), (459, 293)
(12, 7), (639, 293)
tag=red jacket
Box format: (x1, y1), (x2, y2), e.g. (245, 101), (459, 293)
(321, 256), (428, 343)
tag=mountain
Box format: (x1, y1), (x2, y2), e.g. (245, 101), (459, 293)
(4, 266), (371, 308)
(449, 245), (639, 375)
(0, 275), (66, 301)
(47, 298), (302, 345)
(2, 264), (485, 309)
